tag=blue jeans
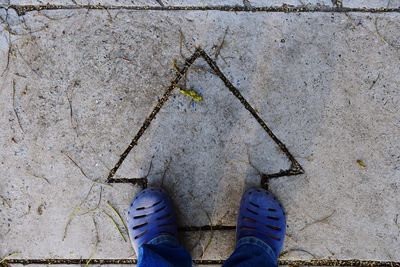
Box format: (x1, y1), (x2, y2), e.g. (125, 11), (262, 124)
(137, 235), (277, 267)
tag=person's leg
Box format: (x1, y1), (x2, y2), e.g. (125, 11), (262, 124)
(223, 188), (286, 267)
(127, 188), (192, 267)
(222, 237), (277, 267)
(137, 235), (192, 267)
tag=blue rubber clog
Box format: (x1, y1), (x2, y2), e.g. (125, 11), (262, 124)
(127, 188), (178, 254)
(237, 188), (286, 258)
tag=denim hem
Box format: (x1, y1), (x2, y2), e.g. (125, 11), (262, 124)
(147, 235), (178, 246)
(236, 236), (277, 262)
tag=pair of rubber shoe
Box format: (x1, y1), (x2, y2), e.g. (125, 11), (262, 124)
(127, 188), (286, 259)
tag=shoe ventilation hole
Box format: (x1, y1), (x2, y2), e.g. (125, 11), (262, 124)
(132, 222), (148, 230)
(249, 202), (260, 208)
(154, 206), (166, 213)
(134, 230), (148, 239)
(246, 208), (258, 215)
(136, 200), (163, 211)
(242, 216), (257, 223)
(265, 233), (281, 241)
(133, 214), (147, 219)
(266, 225), (281, 231)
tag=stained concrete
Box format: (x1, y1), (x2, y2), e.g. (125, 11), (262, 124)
(0, 3), (399, 265)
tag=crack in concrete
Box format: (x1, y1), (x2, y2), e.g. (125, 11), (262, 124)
(197, 49), (304, 184)
(107, 47), (304, 188)
(12, 80), (24, 134)
(105, 48), (304, 232)
(155, 0), (165, 7)
(107, 49), (200, 182)
(374, 17), (400, 49)
(3, 4), (400, 16)
(3, 258), (400, 265)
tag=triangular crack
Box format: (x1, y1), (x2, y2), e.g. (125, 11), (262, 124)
(107, 47), (304, 189)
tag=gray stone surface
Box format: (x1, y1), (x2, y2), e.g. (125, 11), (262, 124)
(342, 0), (400, 8)
(0, 0), (333, 7)
(2, 0), (400, 8)
(3, 0), (242, 6)
(246, 0), (332, 7)
(114, 55), (293, 227)
(0, 4), (400, 264)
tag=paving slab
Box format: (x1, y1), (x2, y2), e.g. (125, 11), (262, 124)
(2, 0), (241, 7)
(245, 0), (332, 7)
(2, 0), (400, 10)
(342, 0), (400, 8)
(1, 0), (333, 7)
(0, 4), (400, 265)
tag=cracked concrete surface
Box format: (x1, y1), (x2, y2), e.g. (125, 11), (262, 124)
(0, 2), (400, 265)
(1, 0), (332, 8)
(342, 0), (400, 8)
